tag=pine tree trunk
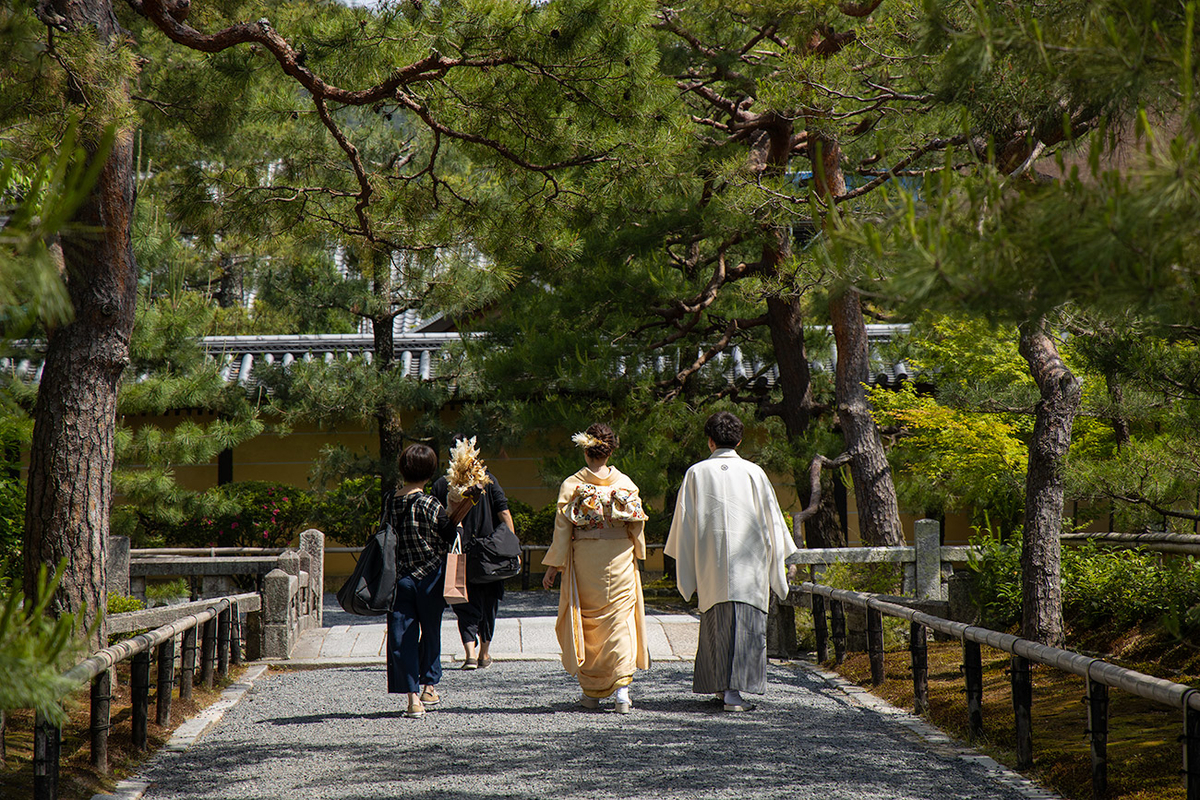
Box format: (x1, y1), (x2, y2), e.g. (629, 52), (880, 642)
(765, 295), (813, 436)
(764, 294), (843, 546)
(369, 249), (402, 499)
(372, 308), (401, 497)
(809, 131), (903, 548)
(26, 0), (137, 651)
(830, 288), (904, 547)
(1018, 319), (1080, 648)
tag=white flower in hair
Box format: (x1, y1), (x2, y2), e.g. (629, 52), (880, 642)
(446, 436), (492, 502)
(572, 431), (603, 449)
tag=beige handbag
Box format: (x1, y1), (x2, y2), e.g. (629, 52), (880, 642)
(443, 529), (469, 604)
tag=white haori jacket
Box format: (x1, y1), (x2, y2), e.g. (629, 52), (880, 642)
(665, 448), (798, 614)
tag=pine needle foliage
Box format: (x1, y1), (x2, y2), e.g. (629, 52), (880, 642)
(0, 563), (84, 724)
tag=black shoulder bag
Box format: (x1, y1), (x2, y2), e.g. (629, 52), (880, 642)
(466, 522), (522, 583)
(336, 494), (398, 616)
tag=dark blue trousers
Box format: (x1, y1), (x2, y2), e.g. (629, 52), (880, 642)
(386, 568), (446, 694)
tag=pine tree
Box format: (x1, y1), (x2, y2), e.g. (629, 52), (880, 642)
(11, 0), (660, 635)
(832, 0), (1200, 645)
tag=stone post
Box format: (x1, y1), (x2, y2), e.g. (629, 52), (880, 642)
(300, 529), (324, 627)
(106, 536), (130, 598)
(914, 519), (943, 601)
(948, 570), (980, 625)
(261, 568), (293, 659)
(278, 550), (301, 576)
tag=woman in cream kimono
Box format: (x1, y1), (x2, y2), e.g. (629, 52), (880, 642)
(542, 423), (649, 714)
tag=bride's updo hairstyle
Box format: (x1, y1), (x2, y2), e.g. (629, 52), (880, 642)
(583, 423), (617, 461)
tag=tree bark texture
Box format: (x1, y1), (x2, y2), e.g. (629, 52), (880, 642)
(809, 131), (903, 547)
(26, 0), (138, 650)
(765, 295), (813, 437)
(1017, 319), (1081, 647)
(830, 287), (905, 547)
(373, 323), (400, 492)
(371, 251), (401, 500)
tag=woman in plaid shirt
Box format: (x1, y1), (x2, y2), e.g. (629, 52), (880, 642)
(387, 443), (476, 718)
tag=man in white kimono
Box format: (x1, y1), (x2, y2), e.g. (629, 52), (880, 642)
(665, 411), (797, 712)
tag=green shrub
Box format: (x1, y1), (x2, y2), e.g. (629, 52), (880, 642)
(966, 529), (1200, 638)
(310, 476), (382, 545)
(509, 498), (557, 546)
(965, 529), (1023, 629)
(145, 578), (190, 606)
(165, 481), (315, 548)
(107, 594), (145, 614)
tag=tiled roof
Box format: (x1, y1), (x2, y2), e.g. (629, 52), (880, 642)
(2, 324), (912, 389)
(203, 332), (461, 386)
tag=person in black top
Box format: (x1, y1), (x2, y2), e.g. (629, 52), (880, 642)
(387, 443), (476, 718)
(431, 434), (516, 670)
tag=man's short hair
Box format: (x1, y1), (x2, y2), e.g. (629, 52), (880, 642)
(399, 443), (439, 483)
(705, 411), (743, 448)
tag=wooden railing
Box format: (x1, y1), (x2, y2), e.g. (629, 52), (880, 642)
(793, 581), (1200, 800)
(32, 593), (260, 800)
(1061, 531), (1200, 556)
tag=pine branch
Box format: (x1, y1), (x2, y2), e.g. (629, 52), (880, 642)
(658, 313), (769, 401)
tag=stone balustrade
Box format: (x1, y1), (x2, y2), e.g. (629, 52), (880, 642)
(109, 529), (325, 660)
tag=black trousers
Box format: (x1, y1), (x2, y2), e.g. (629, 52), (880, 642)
(453, 579), (505, 644)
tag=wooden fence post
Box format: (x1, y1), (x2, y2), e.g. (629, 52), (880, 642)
(812, 594), (828, 663)
(217, 606), (232, 679)
(1183, 696), (1199, 800)
(1011, 654), (1034, 769)
(1086, 675), (1108, 800)
(90, 669), (112, 773)
(830, 599), (846, 665)
(231, 601), (244, 666)
(157, 637), (176, 727)
(910, 622), (928, 715)
(180, 626), (197, 702)
(33, 712), (60, 800)
(201, 616), (217, 688)
(866, 604), (885, 686)
(963, 639), (984, 742)
(131, 650), (151, 751)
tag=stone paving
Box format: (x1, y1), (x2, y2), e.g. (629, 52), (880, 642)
(98, 592), (1062, 800)
(284, 590), (698, 666)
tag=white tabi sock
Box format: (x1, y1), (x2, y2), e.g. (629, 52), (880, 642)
(724, 689), (744, 706)
(615, 686), (630, 704)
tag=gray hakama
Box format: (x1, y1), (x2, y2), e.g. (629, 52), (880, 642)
(692, 600), (767, 695)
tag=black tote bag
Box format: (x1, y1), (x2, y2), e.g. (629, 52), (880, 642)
(337, 498), (398, 615)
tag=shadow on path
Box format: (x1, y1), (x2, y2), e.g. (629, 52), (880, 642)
(138, 661), (1044, 800)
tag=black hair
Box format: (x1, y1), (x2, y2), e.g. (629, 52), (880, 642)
(704, 411), (743, 448)
(399, 443), (439, 483)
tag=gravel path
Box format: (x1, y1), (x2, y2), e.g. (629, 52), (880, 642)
(136, 658), (1050, 800)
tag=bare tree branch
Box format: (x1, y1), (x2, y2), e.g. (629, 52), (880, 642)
(794, 453), (853, 524)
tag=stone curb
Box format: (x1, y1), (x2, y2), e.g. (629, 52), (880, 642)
(792, 659), (1063, 800)
(88, 664), (270, 800)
